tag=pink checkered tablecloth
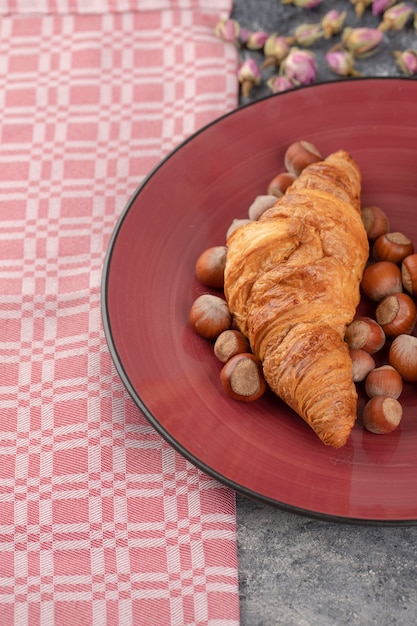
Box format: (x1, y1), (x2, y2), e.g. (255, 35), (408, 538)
(0, 1), (239, 624)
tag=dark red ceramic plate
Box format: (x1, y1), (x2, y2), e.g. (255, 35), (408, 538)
(102, 78), (417, 524)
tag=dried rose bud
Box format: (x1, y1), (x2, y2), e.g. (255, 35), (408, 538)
(321, 10), (347, 38)
(341, 27), (383, 57)
(215, 18), (240, 44)
(245, 30), (269, 50)
(281, 0), (322, 7)
(372, 0), (398, 15)
(237, 58), (261, 98)
(393, 49), (417, 75)
(282, 48), (317, 86)
(325, 50), (361, 76)
(350, 0), (373, 17)
(378, 3), (414, 31)
(261, 34), (292, 68)
(294, 23), (323, 47)
(266, 75), (294, 93)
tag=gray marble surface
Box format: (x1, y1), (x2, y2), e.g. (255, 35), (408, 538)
(236, 495), (417, 625)
(229, 1), (417, 625)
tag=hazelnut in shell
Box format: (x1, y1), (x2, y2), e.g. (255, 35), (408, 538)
(360, 261), (403, 302)
(372, 232), (414, 264)
(375, 292), (417, 339)
(266, 171), (297, 197)
(349, 348), (375, 383)
(284, 140), (323, 176)
(389, 334), (417, 383)
(195, 246), (227, 289)
(365, 365), (403, 400)
(189, 294), (232, 340)
(362, 396), (403, 435)
(214, 329), (250, 363)
(401, 253), (417, 297)
(220, 353), (266, 402)
(226, 218), (252, 240)
(361, 205), (390, 241)
(344, 316), (385, 354)
(248, 195), (277, 221)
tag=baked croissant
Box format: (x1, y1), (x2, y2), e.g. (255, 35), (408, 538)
(224, 150), (369, 448)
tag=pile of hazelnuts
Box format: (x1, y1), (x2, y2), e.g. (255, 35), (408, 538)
(347, 213), (417, 436)
(189, 140), (417, 438)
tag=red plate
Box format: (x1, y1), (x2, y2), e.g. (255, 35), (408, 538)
(102, 78), (417, 523)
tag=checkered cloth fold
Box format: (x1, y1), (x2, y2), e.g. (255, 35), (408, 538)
(0, 2), (239, 624)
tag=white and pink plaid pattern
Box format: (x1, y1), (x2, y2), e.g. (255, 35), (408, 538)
(0, 1), (230, 14)
(0, 2), (239, 625)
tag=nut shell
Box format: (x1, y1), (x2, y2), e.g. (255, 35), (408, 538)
(365, 365), (403, 399)
(375, 292), (417, 339)
(195, 246), (227, 288)
(372, 232), (414, 264)
(389, 334), (417, 383)
(350, 348), (375, 382)
(214, 329), (250, 363)
(266, 171), (297, 197)
(360, 261), (403, 302)
(344, 316), (385, 354)
(284, 140), (322, 176)
(226, 218), (252, 240)
(362, 396), (403, 435)
(361, 205), (390, 241)
(220, 353), (266, 402)
(189, 294), (232, 340)
(401, 253), (417, 297)
(248, 195), (277, 221)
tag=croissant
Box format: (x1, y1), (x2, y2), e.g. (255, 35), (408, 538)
(224, 150), (369, 448)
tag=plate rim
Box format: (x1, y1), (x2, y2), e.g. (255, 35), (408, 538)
(101, 76), (417, 526)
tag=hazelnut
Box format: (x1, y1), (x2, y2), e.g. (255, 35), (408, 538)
(349, 348), (375, 383)
(389, 334), (417, 383)
(360, 261), (403, 302)
(372, 232), (414, 264)
(226, 218), (252, 240)
(362, 396), (403, 435)
(189, 294), (231, 340)
(365, 365), (403, 400)
(375, 292), (417, 339)
(360, 205), (390, 241)
(401, 253), (417, 297)
(248, 195), (277, 221)
(195, 246), (227, 289)
(266, 171), (297, 197)
(284, 140), (323, 176)
(214, 329), (250, 363)
(344, 316), (385, 354)
(220, 353), (266, 402)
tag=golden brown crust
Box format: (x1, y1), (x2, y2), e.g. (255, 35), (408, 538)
(224, 150), (369, 448)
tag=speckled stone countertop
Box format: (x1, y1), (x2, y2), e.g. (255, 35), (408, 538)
(228, 1), (417, 625)
(231, 0), (416, 102)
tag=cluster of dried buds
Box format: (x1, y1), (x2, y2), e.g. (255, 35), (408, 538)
(215, 0), (417, 99)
